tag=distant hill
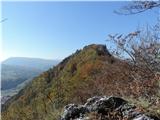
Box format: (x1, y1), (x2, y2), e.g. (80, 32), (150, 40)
(2, 45), (159, 120)
(1, 57), (60, 104)
(3, 57), (60, 71)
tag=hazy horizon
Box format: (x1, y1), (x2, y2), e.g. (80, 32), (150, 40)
(1, 56), (62, 62)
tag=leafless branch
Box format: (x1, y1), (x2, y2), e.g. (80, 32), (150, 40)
(115, 0), (160, 15)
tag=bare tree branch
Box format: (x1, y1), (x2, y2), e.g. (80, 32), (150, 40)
(115, 0), (160, 15)
(0, 18), (8, 23)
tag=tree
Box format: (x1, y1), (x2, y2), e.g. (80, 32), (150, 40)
(109, 0), (160, 74)
(115, 0), (160, 15)
(107, 27), (160, 73)
(0, 18), (8, 23)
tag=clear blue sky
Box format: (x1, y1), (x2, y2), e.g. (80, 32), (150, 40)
(1, 1), (158, 61)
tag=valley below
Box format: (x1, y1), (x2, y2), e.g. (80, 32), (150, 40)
(1, 57), (60, 105)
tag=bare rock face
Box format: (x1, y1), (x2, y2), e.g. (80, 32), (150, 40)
(83, 44), (111, 56)
(61, 104), (88, 120)
(61, 96), (158, 120)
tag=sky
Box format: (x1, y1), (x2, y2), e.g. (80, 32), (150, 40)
(1, 1), (159, 61)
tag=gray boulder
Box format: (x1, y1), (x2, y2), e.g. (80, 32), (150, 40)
(61, 104), (88, 120)
(60, 96), (158, 120)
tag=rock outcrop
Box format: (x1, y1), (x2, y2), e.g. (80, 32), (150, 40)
(61, 96), (158, 120)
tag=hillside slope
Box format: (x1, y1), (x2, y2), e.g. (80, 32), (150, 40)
(2, 44), (159, 120)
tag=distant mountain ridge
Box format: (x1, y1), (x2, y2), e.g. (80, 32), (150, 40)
(1, 57), (60, 104)
(3, 57), (60, 70)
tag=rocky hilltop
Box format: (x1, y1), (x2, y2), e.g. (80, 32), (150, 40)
(2, 44), (160, 120)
